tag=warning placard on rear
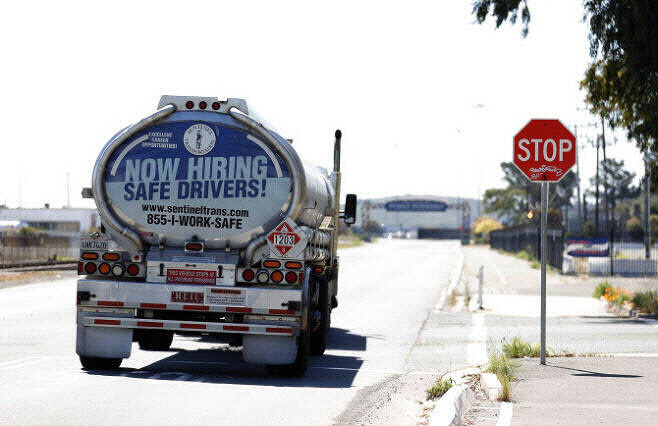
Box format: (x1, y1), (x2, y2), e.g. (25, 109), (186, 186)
(166, 269), (216, 285)
(205, 287), (246, 306)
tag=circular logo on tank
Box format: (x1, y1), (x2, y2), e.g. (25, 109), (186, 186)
(183, 124), (216, 155)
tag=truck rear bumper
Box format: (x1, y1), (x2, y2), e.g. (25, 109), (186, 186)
(80, 315), (295, 336)
(77, 278), (302, 316)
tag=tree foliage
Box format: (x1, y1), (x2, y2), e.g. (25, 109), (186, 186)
(472, 1), (658, 153)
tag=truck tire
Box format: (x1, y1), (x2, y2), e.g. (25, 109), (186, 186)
(268, 312), (311, 377)
(79, 356), (122, 370)
(136, 330), (174, 351)
(310, 280), (330, 356)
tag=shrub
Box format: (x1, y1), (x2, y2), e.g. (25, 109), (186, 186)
(631, 290), (658, 314)
(516, 248), (535, 262)
(503, 337), (541, 358)
(426, 376), (454, 400)
(593, 281), (612, 298)
(486, 352), (517, 382)
(626, 217), (644, 241)
(602, 286), (631, 307)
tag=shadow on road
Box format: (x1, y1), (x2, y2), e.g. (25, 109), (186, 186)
(84, 327), (369, 388)
(548, 364), (643, 379)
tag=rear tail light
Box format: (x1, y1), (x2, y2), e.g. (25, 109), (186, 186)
(84, 262), (97, 274)
(256, 270), (269, 283)
(102, 253), (120, 261)
(212, 102), (220, 110)
(81, 252), (98, 260)
(285, 261), (302, 269)
(198, 101), (207, 110)
(98, 263), (111, 275)
(313, 266), (323, 273)
(271, 270), (283, 283)
(126, 264), (139, 276)
(263, 260), (281, 268)
(242, 269), (255, 281)
(285, 271), (297, 284)
(185, 100), (194, 109)
(111, 264), (124, 276)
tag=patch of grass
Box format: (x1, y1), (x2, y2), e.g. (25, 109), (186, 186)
(425, 375), (455, 400)
(529, 260), (540, 269)
(515, 249), (535, 262)
(486, 352), (518, 402)
(631, 290), (658, 314)
(447, 290), (458, 307)
(593, 281), (612, 298)
(464, 284), (471, 307)
(503, 337), (541, 358)
(485, 352), (518, 383)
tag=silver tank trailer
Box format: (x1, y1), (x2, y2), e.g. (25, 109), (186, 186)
(89, 96), (335, 264)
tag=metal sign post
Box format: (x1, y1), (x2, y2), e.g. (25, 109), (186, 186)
(513, 119), (576, 367)
(540, 181), (548, 365)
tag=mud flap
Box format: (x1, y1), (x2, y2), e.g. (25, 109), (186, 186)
(76, 312), (133, 359)
(242, 335), (297, 365)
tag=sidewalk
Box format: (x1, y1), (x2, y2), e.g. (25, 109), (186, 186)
(512, 356), (658, 426)
(459, 244), (658, 425)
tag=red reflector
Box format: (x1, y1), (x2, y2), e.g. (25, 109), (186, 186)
(298, 272), (304, 284)
(185, 100), (194, 109)
(212, 102), (220, 110)
(185, 242), (203, 251)
(266, 327), (292, 334)
(313, 267), (323, 273)
(126, 264), (139, 276)
(84, 262), (97, 274)
(285, 261), (302, 269)
(183, 305), (209, 311)
(224, 325), (249, 332)
(140, 303), (167, 309)
(180, 323), (206, 329)
(226, 307), (252, 313)
(78, 261), (83, 274)
(198, 101), (207, 109)
(97, 300), (124, 307)
(242, 269), (255, 281)
(269, 309), (295, 315)
(81, 252), (99, 260)
(137, 321), (164, 328)
(94, 319), (121, 325)
(285, 271), (297, 284)
(102, 253), (120, 261)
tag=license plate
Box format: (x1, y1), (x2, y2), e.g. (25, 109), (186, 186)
(171, 291), (204, 304)
(166, 269), (216, 285)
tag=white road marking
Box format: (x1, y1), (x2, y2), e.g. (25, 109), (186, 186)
(466, 312), (487, 366)
(487, 254), (509, 287)
(496, 402), (513, 426)
(0, 356), (50, 370)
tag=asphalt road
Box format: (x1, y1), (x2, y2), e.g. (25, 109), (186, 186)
(0, 239), (462, 426)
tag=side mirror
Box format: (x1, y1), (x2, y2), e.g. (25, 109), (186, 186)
(343, 194), (357, 226)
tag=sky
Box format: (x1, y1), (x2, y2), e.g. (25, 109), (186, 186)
(0, 0), (644, 209)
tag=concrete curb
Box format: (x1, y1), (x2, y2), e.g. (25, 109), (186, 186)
(438, 245), (465, 310)
(429, 384), (475, 426)
(480, 372), (503, 400)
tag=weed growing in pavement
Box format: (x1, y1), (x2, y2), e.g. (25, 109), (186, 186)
(502, 337), (541, 358)
(593, 281), (612, 298)
(515, 248), (535, 262)
(485, 352), (518, 402)
(631, 290), (658, 314)
(529, 260), (540, 269)
(464, 284), (471, 307)
(425, 375), (455, 400)
(447, 290), (459, 307)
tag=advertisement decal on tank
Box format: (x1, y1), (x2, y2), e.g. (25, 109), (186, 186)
(104, 121), (291, 240)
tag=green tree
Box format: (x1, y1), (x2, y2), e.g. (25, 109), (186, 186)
(472, 1), (658, 154)
(625, 216), (643, 241)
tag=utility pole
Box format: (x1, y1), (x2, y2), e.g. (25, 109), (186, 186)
(646, 154), (652, 260)
(600, 117), (609, 235)
(574, 126), (583, 233)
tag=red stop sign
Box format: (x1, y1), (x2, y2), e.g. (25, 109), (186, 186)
(513, 119), (576, 182)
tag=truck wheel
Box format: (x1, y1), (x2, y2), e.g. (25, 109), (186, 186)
(137, 330), (174, 351)
(79, 356), (122, 370)
(310, 280), (330, 356)
(268, 312), (311, 377)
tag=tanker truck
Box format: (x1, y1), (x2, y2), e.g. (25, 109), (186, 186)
(76, 96), (357, 376)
